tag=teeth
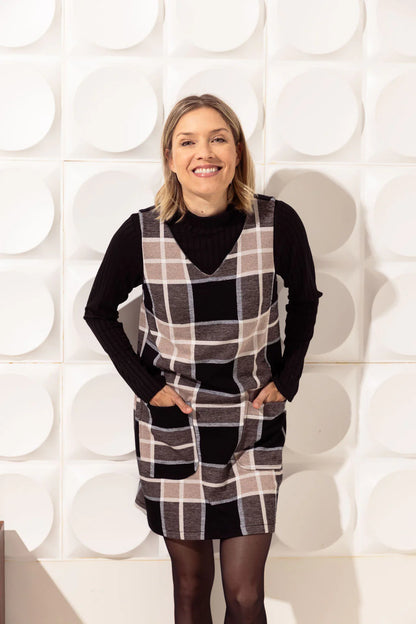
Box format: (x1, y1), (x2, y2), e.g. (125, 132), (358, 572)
(193, 167), (220, 173)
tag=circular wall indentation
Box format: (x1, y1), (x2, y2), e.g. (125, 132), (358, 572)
(275, 470), (351, 551)
(286, 373), (351, 454)
(0, 65), (55, 151)
(73, 67), (158, 152)
(373, 174), (416, 257)
(0, 168), (54, 254)
(0, 374), (54, 457)
(178, 0), (260, 52)
(72, 373), (135, 457)
(277, 172), (356, 255)
(277, 0), (361, 55)
(368, 373), (416, 455)
(72, 171), (154, 253)
(371, 273), (416, 355)
(307, 272), (355, 355)
(0, 271), (54, 355)
(73, 0), (159, 50)
(375, 70), (416, 157)
(0, 473), (54, 551)
(275, 69), (360, 156)
(367, 470), (416, 551)
(0, 0), (55, 48)
(377, 0), (416, 58)
(177, 69), (258, 140)
(69, 473), (150, 554)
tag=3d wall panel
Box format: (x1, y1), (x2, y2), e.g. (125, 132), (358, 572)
(0, 0), (416, 576)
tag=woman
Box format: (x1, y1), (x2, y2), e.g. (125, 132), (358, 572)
(84, 93), (322, 623)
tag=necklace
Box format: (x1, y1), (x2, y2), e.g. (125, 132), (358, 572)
(188, 206), (227, 217)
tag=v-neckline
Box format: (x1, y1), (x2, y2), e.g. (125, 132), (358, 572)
(165, 210), (250, 278)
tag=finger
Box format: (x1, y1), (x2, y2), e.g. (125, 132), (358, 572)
(175, 396), (193, 413)
(253, 393), (266, 409)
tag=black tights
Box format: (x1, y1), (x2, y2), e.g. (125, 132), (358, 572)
(163, 532), (273, 624)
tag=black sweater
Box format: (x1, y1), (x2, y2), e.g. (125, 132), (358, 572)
(83, 199), (323, 404)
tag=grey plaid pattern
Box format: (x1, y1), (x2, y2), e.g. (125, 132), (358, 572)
(133, 193), (287, 540)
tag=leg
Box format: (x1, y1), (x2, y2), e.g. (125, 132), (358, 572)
(163, 536), (215, 624)
(219, 532), (273, 624)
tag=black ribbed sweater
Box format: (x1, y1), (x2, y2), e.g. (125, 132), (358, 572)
(83, 199), (323, 404)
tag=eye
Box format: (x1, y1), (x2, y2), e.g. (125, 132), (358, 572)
(180, 137), (226, 147)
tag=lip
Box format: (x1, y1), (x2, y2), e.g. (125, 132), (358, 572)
(192, 166), (222, 178)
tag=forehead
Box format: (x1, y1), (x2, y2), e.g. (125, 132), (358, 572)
(173, 107), (229, 136)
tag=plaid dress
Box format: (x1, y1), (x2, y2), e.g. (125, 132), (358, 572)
(133, 193), (287, 540)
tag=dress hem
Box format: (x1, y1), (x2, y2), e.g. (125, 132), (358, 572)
(146, 524), (276, 540)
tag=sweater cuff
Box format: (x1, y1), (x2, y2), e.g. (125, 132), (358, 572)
(271, 372), (299, 402)
(140, 376), (168, 404)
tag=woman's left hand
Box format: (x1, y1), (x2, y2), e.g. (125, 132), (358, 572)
(252, 381), (286, 409)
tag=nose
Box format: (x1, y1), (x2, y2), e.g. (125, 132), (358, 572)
(195, 140), (216, 160)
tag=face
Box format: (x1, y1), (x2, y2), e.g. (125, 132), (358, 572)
(166, 106), (242, 206)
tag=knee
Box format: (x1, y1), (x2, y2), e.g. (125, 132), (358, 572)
(225, 585), (264, 618)
(173, 571), (214, 604)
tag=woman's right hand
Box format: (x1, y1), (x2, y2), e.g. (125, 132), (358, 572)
(148, 385), (192, 413)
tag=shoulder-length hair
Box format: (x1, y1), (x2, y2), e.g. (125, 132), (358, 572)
(153, 93), (256, 223)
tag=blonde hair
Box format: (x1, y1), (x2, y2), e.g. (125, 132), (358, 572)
(153, 94), (256, 223)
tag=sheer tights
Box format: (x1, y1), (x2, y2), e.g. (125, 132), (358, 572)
(163, 532), (273, 624)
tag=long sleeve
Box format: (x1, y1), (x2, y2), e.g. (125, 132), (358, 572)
(83, 200), (322, 406)
(271, 200), (323, 402)
(83, 214), (167, 404)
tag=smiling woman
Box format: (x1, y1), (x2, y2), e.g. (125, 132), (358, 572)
(165, 106), (242, 216)
(83, 93), (322, 623)
(153, 93), (256, 223)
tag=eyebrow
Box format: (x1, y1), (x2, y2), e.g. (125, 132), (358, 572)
(176, 128), (230, 138)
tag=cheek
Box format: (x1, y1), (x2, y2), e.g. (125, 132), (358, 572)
(222, 146), (238, 163)
(170, 149), (188, 167)
(173, 158), (188, 173)
(179, 154), (193, 167)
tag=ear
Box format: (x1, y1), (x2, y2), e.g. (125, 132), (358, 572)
(236, 141), (242, 167)
(165, 148), (176, 173)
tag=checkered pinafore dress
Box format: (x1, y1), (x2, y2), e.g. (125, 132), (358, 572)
(133, 193), (287, 540)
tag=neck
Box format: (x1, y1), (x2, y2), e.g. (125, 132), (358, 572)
(169, 200), (242, 231)
(182, 191), (230, 217)
(186, 205), (227, 217)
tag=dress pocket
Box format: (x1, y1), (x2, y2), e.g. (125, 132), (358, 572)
(235, 399), (287, 471)
(136, 402), (199, 480)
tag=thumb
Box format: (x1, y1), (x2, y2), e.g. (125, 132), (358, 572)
(253, 392), (266, 409)
(176, 397), (193, 414)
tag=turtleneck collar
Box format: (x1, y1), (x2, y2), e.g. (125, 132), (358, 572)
(170, 202), (244, 230)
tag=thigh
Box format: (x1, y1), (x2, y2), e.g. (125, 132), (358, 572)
(164, 537), (215, 585)
(219, 533), (273, 594)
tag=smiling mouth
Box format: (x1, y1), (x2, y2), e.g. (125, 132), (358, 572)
(192, 166), (222, 177)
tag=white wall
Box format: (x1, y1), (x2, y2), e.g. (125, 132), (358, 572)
(1, 0), (416, 622)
